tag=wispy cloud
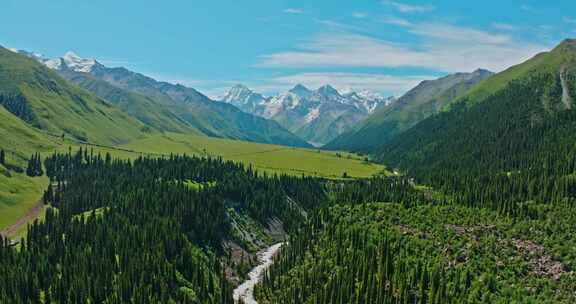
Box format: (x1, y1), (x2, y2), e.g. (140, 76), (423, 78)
(521, 4), (536, 13)
(382, 0), (435, 13)
(314, 19), (364, 32)
(380, 16), (413, 27)
(564, 17), (576, 24)
(352, 12), (368, 19)
(491, 22), (517, 31)
(257, 22), (548, 73)
(409, 23), (512, 44)
(284, 8), (304, 14)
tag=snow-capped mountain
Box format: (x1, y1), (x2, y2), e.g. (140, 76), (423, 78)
(221, 85), (266, 114)
(221, 84), (394, 145)
(20, 50), (100, 73)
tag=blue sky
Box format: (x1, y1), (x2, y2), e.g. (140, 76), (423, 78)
(1, 0), (575, 97)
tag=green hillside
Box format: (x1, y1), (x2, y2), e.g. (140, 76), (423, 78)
(377, 39), (576, 212)
(325, 69), (493, 152)
(60, 71), (201, 134)
(0, 47), (148, 145)
(0, 105), (57, 232)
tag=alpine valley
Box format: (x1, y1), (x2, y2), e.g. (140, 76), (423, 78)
(2, 3), (576, 303)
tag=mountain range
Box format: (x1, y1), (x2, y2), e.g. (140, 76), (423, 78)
(221, 84), (393, 146)
(16, 50), (311, 148)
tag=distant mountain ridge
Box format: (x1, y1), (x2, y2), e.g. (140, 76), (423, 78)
(21, 50), (311, 148)
(325, 69), (493, 152)
(221, 84), (393, 145)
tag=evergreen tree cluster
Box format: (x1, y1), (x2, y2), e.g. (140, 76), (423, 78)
(256, 203), (576, 303)
(26, 152), (43, 177)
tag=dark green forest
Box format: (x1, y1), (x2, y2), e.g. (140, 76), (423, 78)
(376, 71), (576, 215)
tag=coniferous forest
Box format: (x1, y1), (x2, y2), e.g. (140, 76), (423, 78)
(0, 149), (327, 303)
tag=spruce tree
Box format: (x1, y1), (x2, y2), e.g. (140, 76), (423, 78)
(0, 149), (5, 165)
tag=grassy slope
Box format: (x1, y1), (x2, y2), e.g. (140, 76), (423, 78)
(0, 47), (148, 145)
(448, 41), (575, 110)
(62, 72), (202, 134)
(0, 105), (58, 230)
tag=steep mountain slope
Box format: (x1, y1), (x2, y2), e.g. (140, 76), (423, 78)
(0, 47), (148, 145)
(325, 69), (493, 152)
(222, 84), (392, 145)
(39, 52), (310, 147)
(377, 39), (576, 208)
(57, 69), (200, 134)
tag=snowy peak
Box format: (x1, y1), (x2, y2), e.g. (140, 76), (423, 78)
(18, 49), (100, 73)
(289, 84), (312, 98)
(221, 84), (266, 113)
(61, 51), (98, 73)
(223, 84), (255, 101)
(316, 84), (340, 97)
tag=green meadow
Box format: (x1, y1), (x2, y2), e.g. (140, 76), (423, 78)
(121, 133), (386, 179)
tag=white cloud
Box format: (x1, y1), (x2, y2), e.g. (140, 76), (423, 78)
(257, 22), (548, 73)
(564, 17), (576, 24)
(491, 22), (517, 31)
(284, 8), (304, 14)
(380, 16), (413, 27)
(352, 12), (368, 19)
(521, 5), (535, 12)
(382, 0), (435, 13)
(314, 19), (364, 32)
(409, 23), (512, 44)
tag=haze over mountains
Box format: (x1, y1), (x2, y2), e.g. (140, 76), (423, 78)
(221, 84), (394, 145)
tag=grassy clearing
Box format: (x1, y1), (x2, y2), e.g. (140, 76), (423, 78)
(0, 174), (48, 230)
(122, 133), (386, 179)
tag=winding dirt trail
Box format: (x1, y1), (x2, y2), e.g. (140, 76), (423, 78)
(233, 243), (284, 304)
(0, 200), (45, 239)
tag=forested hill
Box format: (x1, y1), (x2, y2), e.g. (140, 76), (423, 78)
(375, 39), (576, 212)
(0, 150), (327, 303)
